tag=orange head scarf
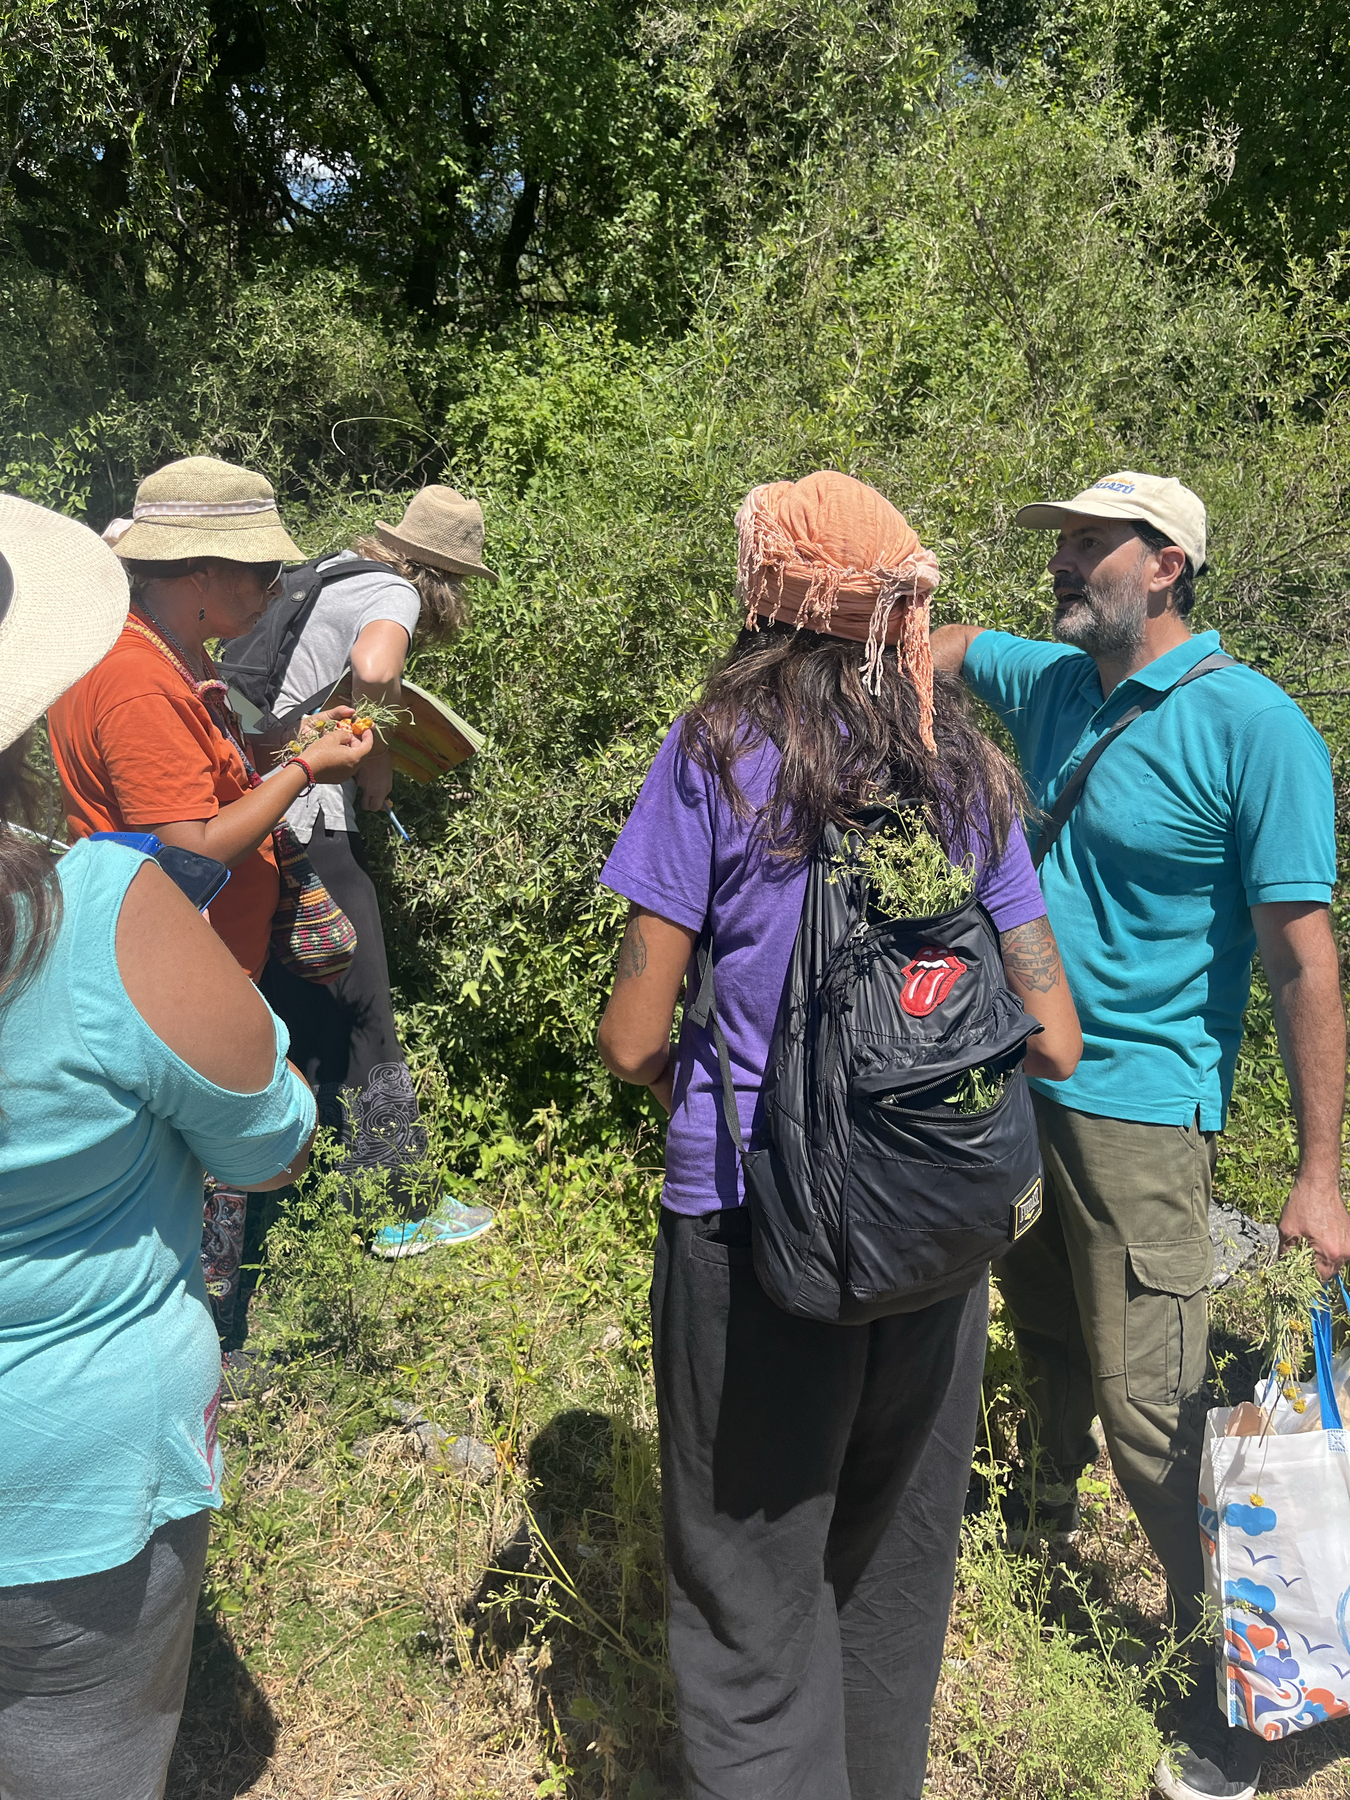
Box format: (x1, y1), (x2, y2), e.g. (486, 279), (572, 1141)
(735, 470), (941, 750)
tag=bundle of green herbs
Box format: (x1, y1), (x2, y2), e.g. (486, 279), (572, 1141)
(1251, 1243), (1325, 1413)
(882, 1064), (1012, 1116)
(283, 697), (408, 757)
(834, 816), (975, 920)
(945, 1063), (1012, 1114)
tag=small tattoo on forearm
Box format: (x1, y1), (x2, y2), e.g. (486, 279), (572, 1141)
(617, 916), (649, 980)
(1000, 916), (1062, 993)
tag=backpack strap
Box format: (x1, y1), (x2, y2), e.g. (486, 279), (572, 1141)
(685, 935), (748, 1154)
(1032, 651), (1234, 870)
(261, 556), (389, 712)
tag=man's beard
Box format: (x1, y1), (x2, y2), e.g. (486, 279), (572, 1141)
(1052, 571), (1147, 658)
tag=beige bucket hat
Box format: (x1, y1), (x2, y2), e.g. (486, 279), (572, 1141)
(0, 495), (130, 752)
(1015, 470), (1207, 572)
(375, 486), (498, 583)
(112, 455), (303, 565)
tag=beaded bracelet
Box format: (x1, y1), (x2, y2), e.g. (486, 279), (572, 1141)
(285, 755), (316, 795)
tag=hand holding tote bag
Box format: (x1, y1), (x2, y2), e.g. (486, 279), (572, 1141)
(1199, 1285), (1350, 1741)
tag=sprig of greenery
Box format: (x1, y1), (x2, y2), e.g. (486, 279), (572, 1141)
(284, 699), (407, 757)
(1251, 1243), (1324, 1411)
(946, 1064), (1011, 1114)
(833, 818), (975, 920)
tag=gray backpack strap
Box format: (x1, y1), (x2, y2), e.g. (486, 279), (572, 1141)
(1032, 652), (1234, 870)
(685, 936), (747, 1153)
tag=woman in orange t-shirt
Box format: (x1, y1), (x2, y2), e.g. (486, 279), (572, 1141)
(48, 455), (372, 1365)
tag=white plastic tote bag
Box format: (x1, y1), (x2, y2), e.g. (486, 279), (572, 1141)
(1199, 1289), (1350, 1740)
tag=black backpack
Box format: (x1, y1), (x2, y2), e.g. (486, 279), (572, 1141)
(216, 556), (387, 725)
(688, 803), (1045, 1323)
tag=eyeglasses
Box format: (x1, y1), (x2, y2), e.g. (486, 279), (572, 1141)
(249, 561), (285, 594)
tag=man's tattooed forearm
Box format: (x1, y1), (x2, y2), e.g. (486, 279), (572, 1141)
(1000, 916), (1062, 993)
(616, 913), (649, 980)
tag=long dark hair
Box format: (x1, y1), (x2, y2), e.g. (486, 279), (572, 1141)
(0, 731), (63, 1008)
(680, 623), (1025, 862)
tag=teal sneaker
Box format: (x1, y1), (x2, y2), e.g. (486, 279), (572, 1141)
(370, 1195), (496, 1260)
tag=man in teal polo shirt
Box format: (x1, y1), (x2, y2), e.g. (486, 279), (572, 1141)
(932, 470), (1350, 1800)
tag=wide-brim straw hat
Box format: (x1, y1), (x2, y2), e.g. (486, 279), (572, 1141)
(113, 455), (303, 565)
(0, 495), (130, 752)
(375, 485), (498, 582)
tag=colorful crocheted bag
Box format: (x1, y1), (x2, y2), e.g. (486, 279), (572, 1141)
(270, 820), (358, 984)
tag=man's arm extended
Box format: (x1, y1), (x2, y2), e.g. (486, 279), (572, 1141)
(930, 623), (985, 676)
(1252, 901), (1350, 1278)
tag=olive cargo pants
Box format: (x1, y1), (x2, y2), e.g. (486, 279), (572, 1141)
(997, 1093), (1215, 1627)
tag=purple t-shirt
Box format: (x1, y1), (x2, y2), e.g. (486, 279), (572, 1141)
(601, 722), (1048, 1215)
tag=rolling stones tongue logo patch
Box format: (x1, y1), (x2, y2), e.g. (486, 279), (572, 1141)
(898, 947), (967, 1017)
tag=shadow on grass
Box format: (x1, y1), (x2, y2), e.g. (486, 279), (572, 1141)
(166, 1603), (277, 1800)
(471, 1406), (679, 1797)
(1260, 1716), (1350, 1793)
(471, 1406), (630, 1655)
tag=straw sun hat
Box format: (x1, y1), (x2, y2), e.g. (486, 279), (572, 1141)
(112, 455), (303, 565)
(0, 495), (130, 753)
(375, 486), (498, 583)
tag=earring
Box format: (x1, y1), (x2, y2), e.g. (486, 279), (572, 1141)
(199, 608), (206, 621)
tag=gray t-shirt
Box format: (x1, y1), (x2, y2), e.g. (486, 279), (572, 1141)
(275, 551), (422, 840)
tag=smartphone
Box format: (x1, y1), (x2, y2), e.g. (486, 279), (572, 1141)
(155, 845), (231, 911)
(88, 832), (231, 912)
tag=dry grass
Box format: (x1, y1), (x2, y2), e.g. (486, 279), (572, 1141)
(169, 1383), (669, 1800)
(168, 1167), (673, 1800)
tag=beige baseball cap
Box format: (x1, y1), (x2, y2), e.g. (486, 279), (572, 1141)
(1015, 471), (1207, 572)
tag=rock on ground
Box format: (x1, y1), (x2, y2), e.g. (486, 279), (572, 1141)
(387, 1400), (499, 1480)
(1209, 1201), (1278, 1289)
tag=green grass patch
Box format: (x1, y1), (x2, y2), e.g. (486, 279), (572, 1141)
(166, 1113), (1252, 1799)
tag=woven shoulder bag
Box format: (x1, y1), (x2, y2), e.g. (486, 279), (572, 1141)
(270, 821), (358, 984)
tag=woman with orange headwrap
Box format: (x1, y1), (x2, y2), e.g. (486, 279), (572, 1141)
(595, 473), (1080, 1798)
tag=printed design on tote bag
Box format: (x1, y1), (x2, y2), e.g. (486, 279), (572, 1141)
(1198, 1491), (1220, 1558)
(897, 947), (966, 1017)
(1205, 1493), (1350, 1740)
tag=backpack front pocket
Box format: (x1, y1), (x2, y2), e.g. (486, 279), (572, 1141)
(858, 1057), (1026, 1165)
(841, 1070), (1041, 1301)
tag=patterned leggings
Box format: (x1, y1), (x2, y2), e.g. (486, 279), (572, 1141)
(200, 1176), (249, 1341)
(202, 824), (428, 1341)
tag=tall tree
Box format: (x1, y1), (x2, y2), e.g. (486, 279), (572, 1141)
(962, 0), (1350, 265)
(1, 0), (963, 337)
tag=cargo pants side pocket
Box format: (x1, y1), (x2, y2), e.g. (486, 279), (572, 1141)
(1123, 1238), (1213, 1405)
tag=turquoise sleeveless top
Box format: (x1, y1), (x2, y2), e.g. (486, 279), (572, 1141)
(0, 838), (315, 1585)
